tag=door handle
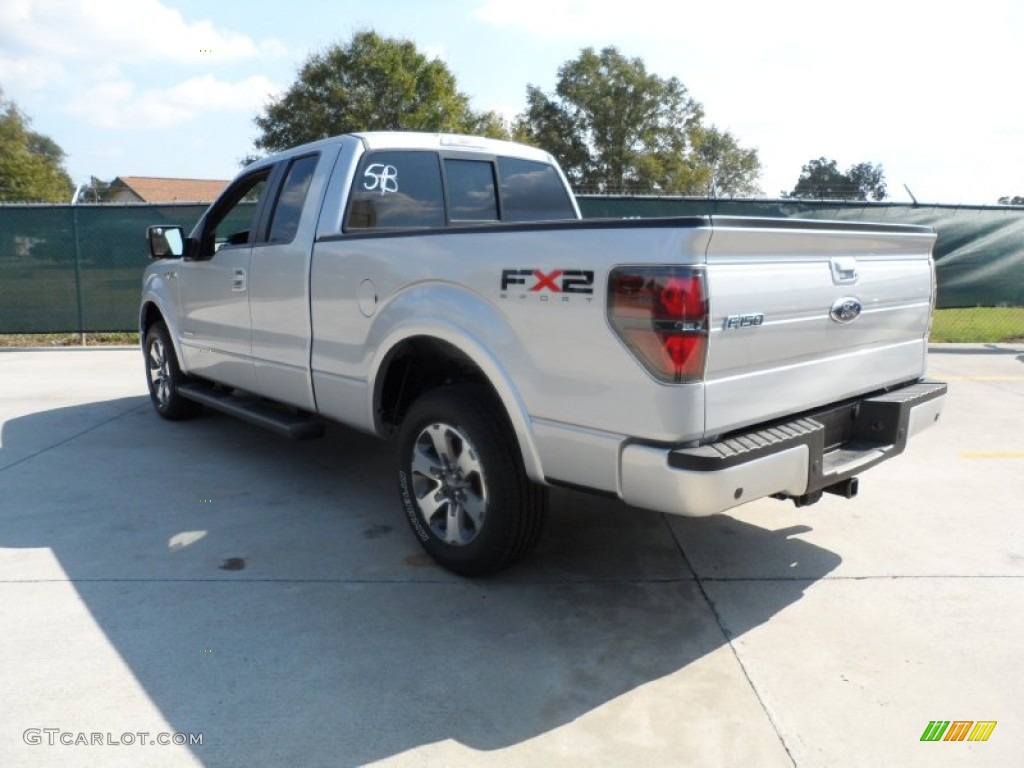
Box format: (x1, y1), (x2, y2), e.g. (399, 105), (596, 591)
(232, 268), (247, 292)
(830, 257), (858, 285)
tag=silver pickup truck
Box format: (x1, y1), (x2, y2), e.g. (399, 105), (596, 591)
(140, 131), (946, 574)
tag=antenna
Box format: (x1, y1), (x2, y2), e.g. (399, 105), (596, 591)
(903, 184), (918, 206)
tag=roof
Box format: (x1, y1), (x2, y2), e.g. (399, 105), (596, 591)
(353, 132), (554, 164)
(106, 176), (229, 203)
(246, 132), (556, 171)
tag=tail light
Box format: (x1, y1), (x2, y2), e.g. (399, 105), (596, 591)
(607, 266), (708, 383)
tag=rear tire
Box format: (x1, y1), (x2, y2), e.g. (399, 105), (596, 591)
(396, 383), (547, 576)
(144, 321), (202, 421)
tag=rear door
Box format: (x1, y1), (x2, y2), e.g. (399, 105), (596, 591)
(703, 218), (936, 436)
(248, 150), (331, 409)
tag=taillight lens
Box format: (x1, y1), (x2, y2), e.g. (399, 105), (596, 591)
(607, 266), (708, 383)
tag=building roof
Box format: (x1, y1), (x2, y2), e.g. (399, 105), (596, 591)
(106, 176), (229, 203)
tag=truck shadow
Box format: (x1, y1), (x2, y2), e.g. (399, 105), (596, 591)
(1, 398), (841, 765)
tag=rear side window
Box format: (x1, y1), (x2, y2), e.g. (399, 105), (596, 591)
(498, 157), (575, 222)
(267, 153), (319, 244)
(445, 159), (498, 222)
(346, 151), (444, 230)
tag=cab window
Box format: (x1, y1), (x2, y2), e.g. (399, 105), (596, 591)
(267, 154), (319, 244)
(498, 157), (575, 222)
(345, 151), (444, 230)
(200, 170), (270, 257)
(444, 159), (498, 222)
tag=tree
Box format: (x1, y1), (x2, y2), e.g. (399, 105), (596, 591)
(251, 31), (506, 157)
(514, 85), (590, 181)
(76, 176), (111, 203)
(997, 195), (1024, 205)
(693, 126), (762, 197)
(515, 46), (761, 195)
(787, 157), (887, 200)
(0, 88), (74, 202)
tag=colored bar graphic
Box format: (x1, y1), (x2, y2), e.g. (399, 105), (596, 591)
(967, 721), (997, 742)
(944, 721), (973, 741)
(921, 720), (997, 742)
(921, 721), (949, 741)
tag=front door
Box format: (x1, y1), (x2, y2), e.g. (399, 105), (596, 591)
(177, 170), (272, 391)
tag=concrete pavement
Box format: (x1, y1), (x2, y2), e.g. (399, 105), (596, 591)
(0, 345), (1020, 766)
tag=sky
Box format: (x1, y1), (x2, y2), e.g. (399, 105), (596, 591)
(0, 0), (1020, 204)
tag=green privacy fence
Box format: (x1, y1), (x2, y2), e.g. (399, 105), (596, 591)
(0, 203), (210, 334)
(1, 198), (1022, 334)
(577, 197), (1024, 310)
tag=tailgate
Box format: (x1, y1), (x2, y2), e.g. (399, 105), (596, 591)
(703, 217), (937, 436)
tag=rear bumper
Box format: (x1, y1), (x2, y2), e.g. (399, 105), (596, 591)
(619, 380), (947, 517)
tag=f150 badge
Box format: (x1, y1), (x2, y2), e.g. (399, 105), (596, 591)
(724, 313), (764, 329)
(500, 269), (594, 303)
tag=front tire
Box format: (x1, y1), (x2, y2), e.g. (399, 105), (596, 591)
(144, 321), (202, 420)
(396, 383), (547, 576)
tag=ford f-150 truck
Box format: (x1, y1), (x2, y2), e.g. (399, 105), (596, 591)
(140, 131), (946, 575)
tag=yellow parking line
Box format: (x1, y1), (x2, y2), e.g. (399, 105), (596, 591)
(960, 452), (1024, 459)
(941, 376), (1024, 381)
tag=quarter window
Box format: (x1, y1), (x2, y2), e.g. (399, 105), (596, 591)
(346, 151), (444, 230)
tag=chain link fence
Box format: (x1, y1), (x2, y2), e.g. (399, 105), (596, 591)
(1, 198), (1022, 341)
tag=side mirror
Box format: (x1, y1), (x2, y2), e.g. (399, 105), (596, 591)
(147, 225), (184, 259)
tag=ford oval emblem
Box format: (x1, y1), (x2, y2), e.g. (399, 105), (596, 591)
(830, 297), (862, 323)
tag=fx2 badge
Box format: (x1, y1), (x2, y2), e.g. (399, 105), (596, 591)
(500, 269), (594, 303)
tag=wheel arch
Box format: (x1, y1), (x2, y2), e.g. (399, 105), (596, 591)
(139, 298), (189, 375)
(371, 330), (544, 483)
(139, 300), (163, 338)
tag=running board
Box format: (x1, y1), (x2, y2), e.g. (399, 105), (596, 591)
(178, 383), (325, 440)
